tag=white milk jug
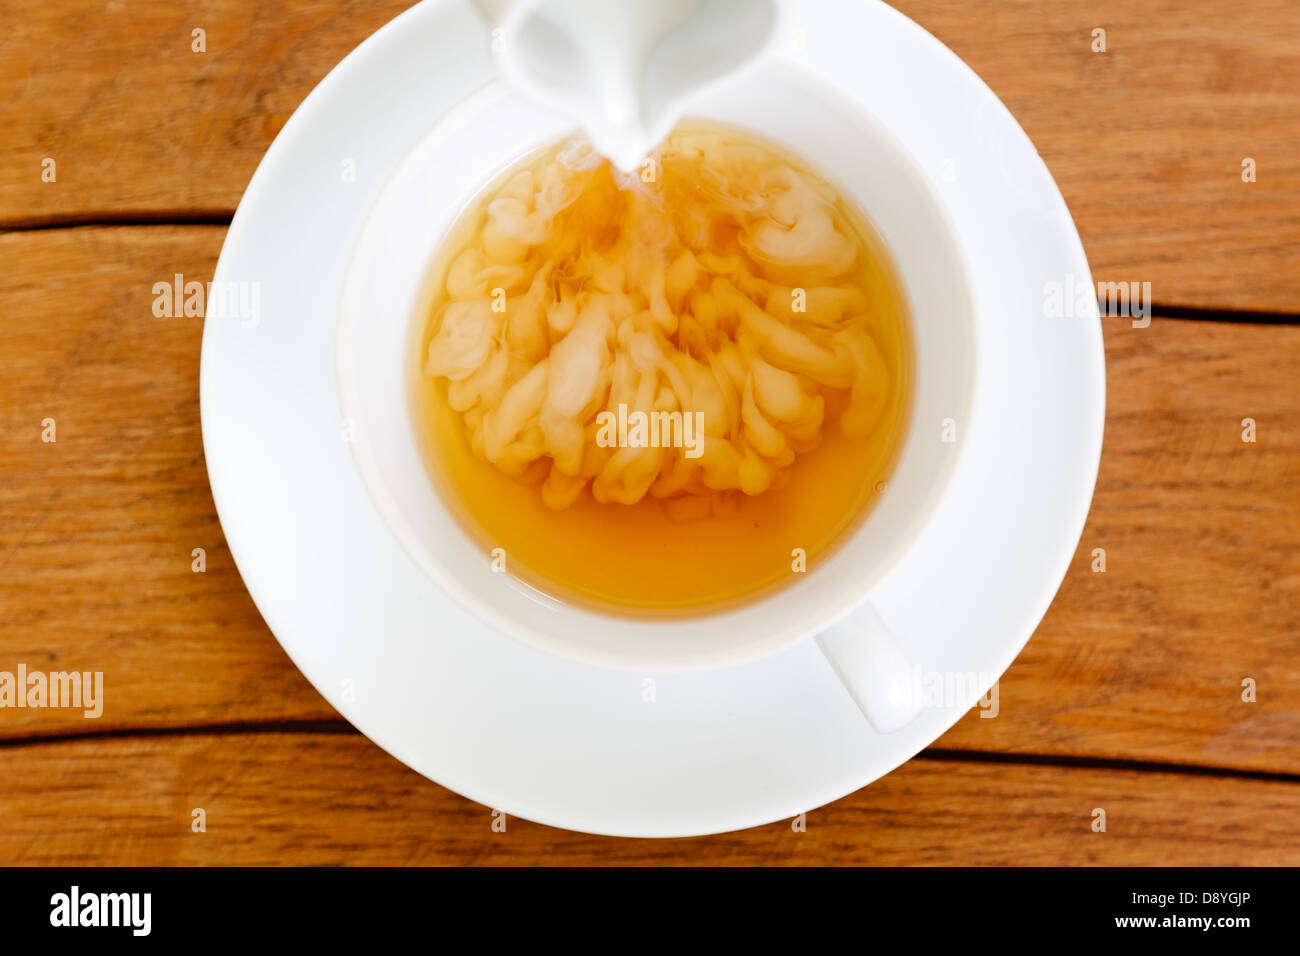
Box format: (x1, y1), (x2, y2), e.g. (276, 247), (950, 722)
(473, 0), (777, 171)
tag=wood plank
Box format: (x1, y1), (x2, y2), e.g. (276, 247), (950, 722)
(0, 227), (336, 733)
(896, 0), (1300, 313)
(0, 732), (1296, 864)
(1, 0), (1298, 311)
(1, 227), (1297, 774)
(0, 0), (414, 216)
(937, 317), (1300, 771)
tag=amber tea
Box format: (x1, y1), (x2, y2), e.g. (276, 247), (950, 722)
(413, 123), (912, 614)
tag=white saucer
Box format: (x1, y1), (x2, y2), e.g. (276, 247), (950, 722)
(200, 0), (1104, 837)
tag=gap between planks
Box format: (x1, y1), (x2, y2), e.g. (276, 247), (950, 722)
(2, 218), (1294, 782)
(1, 719), (1298, 786)
(2, 217), (1297, 324)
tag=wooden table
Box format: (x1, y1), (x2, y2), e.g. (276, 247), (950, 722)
(1, 0), (1297, 865)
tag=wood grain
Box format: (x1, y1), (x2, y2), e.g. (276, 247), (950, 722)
(1, 1), (1298, 311)
(0, 0), (413, 216)
(1, 227), (1296, 778)
(898, 0), (1300, 314)
(0, 731), (1295, 865)
(938, 317), (1300, 771)
(2, 0), (1299, 864)
(0, 227), (332, 736)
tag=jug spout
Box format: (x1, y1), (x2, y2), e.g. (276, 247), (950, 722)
(477, 0), (777, 171)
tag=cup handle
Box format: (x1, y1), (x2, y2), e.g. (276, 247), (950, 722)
(815, 602), (923, 734)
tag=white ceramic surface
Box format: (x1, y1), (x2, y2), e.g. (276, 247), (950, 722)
(482, 0), (778, 172)
(338, 63), (975, 682)
(200, 0), (1104, 837)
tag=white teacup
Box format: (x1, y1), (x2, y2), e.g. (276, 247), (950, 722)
(339, 59), (976, 732)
